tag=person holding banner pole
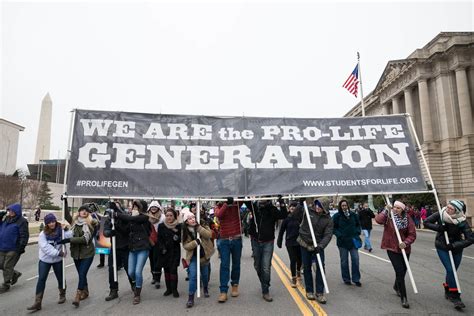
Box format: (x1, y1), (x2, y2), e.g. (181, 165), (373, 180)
(215, 197), (243, 303)
(294, 199), (332, 303)
(61, 203), (99, 307)
(116, 200), (151, 305)
(248, 197), (287, 302)
(375, 200), (416, 309)
(333, 199), (362, 287)
(27, 214), (72, 311)
(423, 200), (473, 310)
(147, 201), (164, 289)
(103, 201), (133, 302)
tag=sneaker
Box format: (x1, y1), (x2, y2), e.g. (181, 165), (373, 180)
(306, 293), (315, 300)
(218, 292), (227, 303)
(344, 281), (352, 285)
(368, 248), (373, 253)
(0, 284), (10, 294)
(291, 277), (297, 288)
(354, 282), (362, 287)
(262, 293), (273, 302)
(11, 272), (22, 285)
(97, 263), (104, 268)
(316, 293), (327, 304)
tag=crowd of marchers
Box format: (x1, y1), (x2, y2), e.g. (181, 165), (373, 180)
(0, 197), (473, 312)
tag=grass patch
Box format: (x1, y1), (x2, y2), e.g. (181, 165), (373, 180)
(29, 226), (41, 235)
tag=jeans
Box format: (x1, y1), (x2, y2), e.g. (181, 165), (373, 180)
(436, 248), (463, 290)
(387, 250), (410, 298)
(128, 249), (149, 288)
(362, 229), (372, 250)
(300, 247), (325, 294)
(217, 238), (242, 293)
(251, 239), (274, 294)
(338, 247), (360, 283)
(286, 245), (302, 278)
(73, 256), (94, 290)
(108, 247), (132, 290)
(36, 260), (63, 294)
(188, 255), (210, 295)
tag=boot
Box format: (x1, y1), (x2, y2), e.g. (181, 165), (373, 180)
(203, 287), (209, 298)
(218, 292), (228, 303)
(72, 290), (82, 307)
(130, 281), (136, 292)
(291, 277), (297, 288)
(0, 283), (10, 294)
(58, 288), (66, 304)
(80, 286), (89, 300)
(231, 284), (239, 297)
(172, 280), (179, 298)
(443, 283), (449, 300)
(105, 289), (118, 301)
(393, 282), (401, 297)
(11, 271), (22, 285)
(449, 291), (465, 310)
(27, 292), (43, 311)
(186, 294), (194, 308)
(163, 275), (172, 296)
(133, 287), (141, 305)
(401, 296), (410, 309)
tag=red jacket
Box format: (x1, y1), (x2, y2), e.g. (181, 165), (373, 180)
(215, 202), (241, 238)
(375, 211), (416, 254)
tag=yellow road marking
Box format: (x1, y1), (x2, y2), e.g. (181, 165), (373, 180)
(272, 258), (313, 316)
(273, 253), (328, 316)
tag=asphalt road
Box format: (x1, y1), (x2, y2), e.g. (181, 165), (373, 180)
(0, 224), (473, 316)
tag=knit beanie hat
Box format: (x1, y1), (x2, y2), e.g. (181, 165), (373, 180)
(394, 201), (406, 210)
(314, 199), (324, 210)
(449, 200), (465, 213)
(44, 213), (57, 225)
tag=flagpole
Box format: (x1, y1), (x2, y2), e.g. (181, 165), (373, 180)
(357, 52), (366, 117)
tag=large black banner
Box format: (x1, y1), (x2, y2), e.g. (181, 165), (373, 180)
(66, 109), (427, 197)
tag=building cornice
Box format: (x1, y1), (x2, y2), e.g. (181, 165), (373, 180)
(0, 118), (25, 131)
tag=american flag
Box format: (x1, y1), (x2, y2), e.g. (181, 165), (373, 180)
(342, 64), (359, 98)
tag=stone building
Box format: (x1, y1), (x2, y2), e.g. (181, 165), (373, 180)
(345, 32), (474, 221)
(0, 118), (25, 175)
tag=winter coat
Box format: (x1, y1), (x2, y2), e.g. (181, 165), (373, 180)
(215, 202), (243, 238)
(277, 213), (300, 247)
(248, 201), (287, 242)
(182, 222), (215, 265)
(103, 214), (130, 250)
(117, 213), (151, 252)
(70, 219), (99, 259)
(293, 204), (333, 250)
(333, 211), (362, 250)
(157, 222), (182, 268)
(375, 210), (416, 254)
(0, 204), (29, 253)
(38, 229), (73, 263)
(423, 212), (473, 254)
(358, 208), (375, 230)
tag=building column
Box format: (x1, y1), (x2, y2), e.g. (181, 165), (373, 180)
(418, 79), (433, 142)
(455, 67), (473, 135)
(392, 97), (400, 114)
(381, 103), (388, 115)
(404, 88), (414, 117)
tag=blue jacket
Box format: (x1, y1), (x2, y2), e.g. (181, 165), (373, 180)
(0, 204), (29, 252)
(333, 210), (361, 250)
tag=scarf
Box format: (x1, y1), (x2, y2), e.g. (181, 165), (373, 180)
(393, 212), (408, 230)
(73, 217), (92, 243)
(343, 210), (350, 218)
(132, 209), (140, 216)
(440, 207), (466, 225)
(164, 219), (179, 232)
(45, 225), (63, 244)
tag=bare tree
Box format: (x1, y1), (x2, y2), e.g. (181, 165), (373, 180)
(0, 174), (21, 209)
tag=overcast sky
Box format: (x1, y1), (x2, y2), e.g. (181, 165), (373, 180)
(1, 0), (472, 170)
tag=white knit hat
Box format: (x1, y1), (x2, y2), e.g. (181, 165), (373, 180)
(148, 200), (162, 212)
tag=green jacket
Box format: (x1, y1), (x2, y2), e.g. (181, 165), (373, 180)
(70, 220), (98, 259)
(333, 211), (361, 250)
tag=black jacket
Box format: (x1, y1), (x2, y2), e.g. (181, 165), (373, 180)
(293, 204), (333, 249)
(358, 208), (375, 230)
(157, 223), (182, 268)
(117, 213), (151, 252)
(424, 212), (473, 253)
(277, 213), (300, 248)
(249, 201), (287, 242)
(103, 215), (130, 250)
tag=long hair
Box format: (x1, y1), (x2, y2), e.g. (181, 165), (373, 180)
(338, 199), (349, 212)
(72, 212), (94, 229)
(43, 221), (61, 236)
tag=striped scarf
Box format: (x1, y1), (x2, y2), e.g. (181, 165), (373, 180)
(393, 212), (408, 230)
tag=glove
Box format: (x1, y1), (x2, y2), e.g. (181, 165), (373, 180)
(277, 194), (283, 202)
(18, 248), (25, 255)
(227, 197), (234, 205)
(446, 243), (454, 251)
(438, 225), (447, 232)
(0, 211), (6, 218)
(277, 242), (282, 249)
(58, 250), (65, 257)
(399, 242), (407, 249)
(109, 230), (116, 237)
(195, 238), (201, 246)
(57, 238), (71, 245)
(314, 246), (323, 254)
